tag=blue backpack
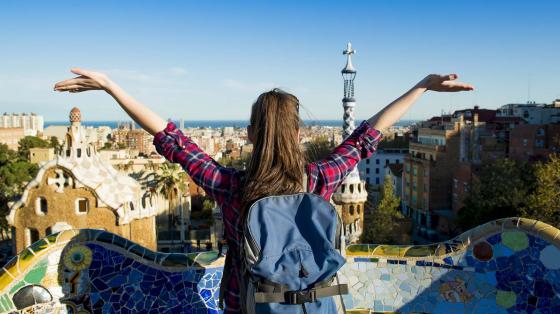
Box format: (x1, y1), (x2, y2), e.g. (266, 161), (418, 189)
(234, 192), (349, 314)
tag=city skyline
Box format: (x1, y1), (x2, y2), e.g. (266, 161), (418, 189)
(1, 0), (559, 121)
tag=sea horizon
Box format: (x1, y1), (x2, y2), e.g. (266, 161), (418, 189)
(44, 119), (420, 129)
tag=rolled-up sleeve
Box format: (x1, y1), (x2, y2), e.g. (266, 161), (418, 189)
(153, 122), (237, 206)
(307, 120), (383, 199)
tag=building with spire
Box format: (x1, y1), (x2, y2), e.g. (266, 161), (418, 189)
(331, 43), (368, 243)
(7, 108), (165, 253)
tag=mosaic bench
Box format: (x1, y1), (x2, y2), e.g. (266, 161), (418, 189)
(0, 217), (559, 313)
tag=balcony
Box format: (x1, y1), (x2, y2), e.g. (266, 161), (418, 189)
(0, 217), (558, 313)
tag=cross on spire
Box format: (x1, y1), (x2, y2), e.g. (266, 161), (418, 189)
(342, 42), (356, 74)
(343, 42), (355, 56)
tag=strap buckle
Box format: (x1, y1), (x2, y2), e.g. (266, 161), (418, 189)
(285, 289), (317, 304)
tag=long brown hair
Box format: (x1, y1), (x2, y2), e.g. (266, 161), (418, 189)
(240, 89), (304, 213)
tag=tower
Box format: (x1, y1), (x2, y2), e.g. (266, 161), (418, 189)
(332, 42), (368, 244)
(341, 42), (357, 139)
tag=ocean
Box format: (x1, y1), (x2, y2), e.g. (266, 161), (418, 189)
(44, 119), (419, 129)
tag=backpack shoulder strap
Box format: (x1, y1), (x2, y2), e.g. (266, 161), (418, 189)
(302, 172), (308, 193)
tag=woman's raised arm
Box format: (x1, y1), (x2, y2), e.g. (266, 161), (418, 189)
(54, 68), (167, 135)
(367, 74), (474, 133)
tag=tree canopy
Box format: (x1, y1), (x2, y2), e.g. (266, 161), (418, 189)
(457, 156), (560, 231)
(304, 135), (335, 163)
(361, 175), (404, 244)
(0, 143), (39, 229)
(17, 136), (51, 160)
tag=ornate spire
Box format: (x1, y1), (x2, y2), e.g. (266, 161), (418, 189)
(342, 42), (357, 139)
(69, 107), (81, 125)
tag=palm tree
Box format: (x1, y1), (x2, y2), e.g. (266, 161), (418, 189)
(154, 162), (188, 252)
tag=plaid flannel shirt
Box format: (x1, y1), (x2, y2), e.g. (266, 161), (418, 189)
(153, 120), (382, 313)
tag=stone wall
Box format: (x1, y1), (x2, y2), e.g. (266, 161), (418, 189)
(0, 217), (558, 313)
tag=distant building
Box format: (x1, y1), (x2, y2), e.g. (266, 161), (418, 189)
(405, 106), (526, 241)
(29, 147), (54, 164)
(43, 125), (68, 143)
(111, 126), (156, 155)
(358, 148), (407, 186)
(0, 113), (44, 136)
(509, 124), (560, 162)
(0, 127), (24, 150)
(7, 108), (162, 254)
(497, 100), (560, 124)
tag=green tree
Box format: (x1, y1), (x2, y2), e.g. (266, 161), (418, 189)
(521, 154), (560, 228)
(17, 136), (50, 160)
(457, 159), (534, 231)
(0, 143), (38, 231)
(49, 136), (62, 154)
(100, 142), (113, 150)
(154, 162), (188, 244)
(305, 135), (335, 163)
(361, 175), (403, 244)
(378, 135), (410, 149)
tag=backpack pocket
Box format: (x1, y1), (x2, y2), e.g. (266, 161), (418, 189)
(251, 247), (344, 291)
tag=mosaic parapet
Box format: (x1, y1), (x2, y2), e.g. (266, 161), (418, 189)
(0, 229), (223, 313)
(0, 217), (559, 313)
(339, 217), (560, 313)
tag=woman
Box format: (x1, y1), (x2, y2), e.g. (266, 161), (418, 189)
(54, 69), (473, 312)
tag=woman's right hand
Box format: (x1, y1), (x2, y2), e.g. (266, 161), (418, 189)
(54, 68), (113, 93)
(417, 74), (475, 92)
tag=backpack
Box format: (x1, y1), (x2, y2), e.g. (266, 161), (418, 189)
(219, 184), (349, 313)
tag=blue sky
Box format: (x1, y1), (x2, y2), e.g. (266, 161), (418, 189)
(0, 0), (559, 121)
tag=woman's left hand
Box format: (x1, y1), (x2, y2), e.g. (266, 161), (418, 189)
(418, 74), (475, 92)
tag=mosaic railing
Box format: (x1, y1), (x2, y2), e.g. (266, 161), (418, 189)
(0, 217), (559, 313)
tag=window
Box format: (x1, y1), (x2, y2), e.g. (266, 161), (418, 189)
(413, 167), (418, 176)
(375, 159), (380, 165)
(375, 178), (380, 184)
(341, 184), (345, 193)
(366, 159), (370, 165)
(349, 205), (354, 215)
(349, 184), (354, 194)
(45, 227), (53, 236)
(77, 148), (82, 158)
(375, 168), (379, 174)
(357, 204), (361, 214)
(26, 228), (40, 246)
(396, 160), (400, 164)
(76, 198), (89, 214)
(366, 168), (370, 174)
(385, 159), (390, 165)
(535, 139), (544, 148)
(537, 128), (545, 136)
(35, 197), (48, 215)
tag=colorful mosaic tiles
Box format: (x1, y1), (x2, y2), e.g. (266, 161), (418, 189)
(0, 218), (558, 313)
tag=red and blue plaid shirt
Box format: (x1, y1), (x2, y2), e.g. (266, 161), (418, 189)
(153, 120), (382, 313)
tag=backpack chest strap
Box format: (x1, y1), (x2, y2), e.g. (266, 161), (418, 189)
(254, 279), (348, 304)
